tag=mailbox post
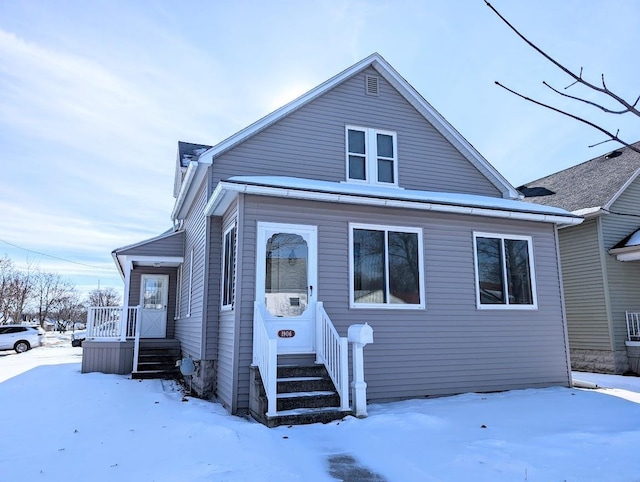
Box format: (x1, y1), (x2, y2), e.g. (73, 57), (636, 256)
(347, 323), (373, 418)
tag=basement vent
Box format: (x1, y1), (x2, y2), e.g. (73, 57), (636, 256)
(365, 75), (379, 96)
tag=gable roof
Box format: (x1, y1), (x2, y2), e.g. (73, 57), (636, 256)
(192, 53), (519, 199)
(521, 141), (640, 214)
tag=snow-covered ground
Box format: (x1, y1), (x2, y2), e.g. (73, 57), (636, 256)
(2, 334), (640, 482)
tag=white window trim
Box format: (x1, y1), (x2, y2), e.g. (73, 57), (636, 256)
(349, 222), (425, 310)
(472, 232), (538, 310)
(221, 221), (237, 312)
(345, 125), (398, 186)
(174, 264), (182, 319)
(187, 248), (193, 317)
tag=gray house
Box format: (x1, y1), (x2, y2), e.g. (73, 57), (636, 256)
(522, 142), (640, 375)
(82, 53), (581, 426)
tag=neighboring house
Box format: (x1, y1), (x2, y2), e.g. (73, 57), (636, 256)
(521, 142), (640, 375)
(82, 53), (581, 426)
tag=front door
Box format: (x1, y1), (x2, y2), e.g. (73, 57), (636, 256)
(140, 274), (169, 338)
(256, 222), (317, 354)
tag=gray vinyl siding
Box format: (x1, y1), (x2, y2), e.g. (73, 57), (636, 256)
(117, 231), (184, 257)
(210, 67), (501, 198)
(213, 200), (239, 410)
(603, 177), (640, 349)
(174, 181), (208, 358)
(558, 219), (611, 350)
(128, 267), (178, 338)
(232, 194), (569, 410)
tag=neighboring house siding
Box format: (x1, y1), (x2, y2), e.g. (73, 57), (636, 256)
(174, 181), (208, 358)
(233, 194), (569, 410)
(603, 178), (640, 353)
(558, 219), (611, 350)
(213, 200), (238, 410)
(128, 267), (178, 338)
(210, 67), (501, 197)
(117, 232), (184, 257)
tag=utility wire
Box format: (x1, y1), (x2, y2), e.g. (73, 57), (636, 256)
(0, 237), (107, 270)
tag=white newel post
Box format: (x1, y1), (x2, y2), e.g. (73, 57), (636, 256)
(347, 323), (374, 418)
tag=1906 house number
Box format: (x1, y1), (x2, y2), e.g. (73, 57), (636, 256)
(278, 329), (295, 338)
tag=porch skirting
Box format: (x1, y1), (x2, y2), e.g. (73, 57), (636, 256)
(625, 342), (640, 375)
(570, 348), (629, 375)
(82, 340), (134, 375)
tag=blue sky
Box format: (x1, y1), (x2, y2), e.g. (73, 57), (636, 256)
(1, 0), (638, 296)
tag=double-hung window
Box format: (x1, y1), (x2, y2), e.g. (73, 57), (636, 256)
(221, 223), (237, 310)
(350, 223), (424, 309)
(473, 232), (537, 309)
(346, 126), (398, 185)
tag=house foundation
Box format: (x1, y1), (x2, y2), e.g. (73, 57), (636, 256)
(187, 359), (216, 399)
(570, 348), (629, 374)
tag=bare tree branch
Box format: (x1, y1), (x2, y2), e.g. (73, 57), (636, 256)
(485, 1), (640, 117)
(495, 82), (640, 154)
(543, 81), (630, 115)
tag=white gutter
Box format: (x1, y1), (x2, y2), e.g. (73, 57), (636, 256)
(204, 181), (583, 225)
(171, 161), (198, 221)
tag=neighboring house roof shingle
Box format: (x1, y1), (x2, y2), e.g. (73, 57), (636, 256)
(520, 141), (640, 213)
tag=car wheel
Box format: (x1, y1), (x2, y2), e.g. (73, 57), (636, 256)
(14, 341), (30, 353)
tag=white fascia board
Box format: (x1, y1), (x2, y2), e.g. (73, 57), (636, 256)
(129, 255), (184, 264)
(171, 160), (211, 221)
(205, 180), (582, 225)
(609, 244), (640, 261)
(112, 252), (125, 280)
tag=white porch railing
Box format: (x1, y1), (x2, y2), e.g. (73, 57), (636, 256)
(626, 311), (640, 341)
(86, 306), (140, 340)
(253, 301), (278, 416)
(315, 302), (349, 411)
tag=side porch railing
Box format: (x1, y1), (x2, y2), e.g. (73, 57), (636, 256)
(626, 311), (640, 341)
(86, 306), (140, 340)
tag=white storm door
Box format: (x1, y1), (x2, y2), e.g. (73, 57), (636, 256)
(256, 222), (317, 354)
(140, 274), (169, 338)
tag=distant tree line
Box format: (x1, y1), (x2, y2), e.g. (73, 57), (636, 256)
(0, 256), (121, 328)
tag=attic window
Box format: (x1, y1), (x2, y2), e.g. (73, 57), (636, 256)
(605, 150), (623, 160)
(517, 185), (555, 197)
(365, 75), (379, 96)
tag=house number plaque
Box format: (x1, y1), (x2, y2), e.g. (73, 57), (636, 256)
(278, 329), (295, 338)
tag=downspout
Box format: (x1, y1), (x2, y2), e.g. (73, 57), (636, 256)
(120, 256), (132, 342)
(554, 225), (572, 387)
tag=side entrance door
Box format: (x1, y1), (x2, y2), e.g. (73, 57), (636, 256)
(256, 222), (317, 354)
(139, 274), (169, 338)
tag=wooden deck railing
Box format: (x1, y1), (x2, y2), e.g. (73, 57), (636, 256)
(626, 311), (640, 341)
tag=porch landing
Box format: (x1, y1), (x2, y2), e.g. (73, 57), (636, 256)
(82, 338), (180, 378)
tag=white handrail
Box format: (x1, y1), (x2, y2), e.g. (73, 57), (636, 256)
(315, 302), (350, 411)
(627, 311), (640, 341)
(133, 306), (142, 373)
(253, 301), (277, 416)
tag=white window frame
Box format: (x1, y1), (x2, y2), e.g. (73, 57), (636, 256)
(174, 264), (182, 319)
(187, 248), (194, 317)
(349, 223), (425, 310)
(472, 232), (538, 310)
(345, 125), (398, 186)
(221, 221), (237, 311)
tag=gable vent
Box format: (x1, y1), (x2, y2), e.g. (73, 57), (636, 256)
(365, 75), (379, 96)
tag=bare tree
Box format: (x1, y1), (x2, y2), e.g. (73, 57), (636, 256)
(485, 1), (640, 153)
(0, 257), (34, 324)
(87, 287), (121, 307)
(32, 270), (76, 327)
(53, 290), (85, 331)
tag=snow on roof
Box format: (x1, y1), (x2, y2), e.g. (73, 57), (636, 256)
(225, 176), (579, 220)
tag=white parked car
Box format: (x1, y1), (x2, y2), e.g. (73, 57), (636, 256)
(0, 325), (43, 353)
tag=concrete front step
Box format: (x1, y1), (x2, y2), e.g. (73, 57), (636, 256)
(265, 407), (351, 427)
